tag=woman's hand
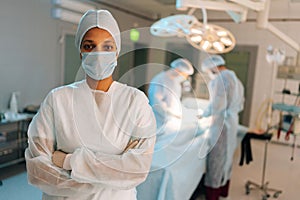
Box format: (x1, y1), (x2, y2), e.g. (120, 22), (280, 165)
(52, 150), (67, 168)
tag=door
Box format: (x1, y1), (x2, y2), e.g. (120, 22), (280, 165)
(114, 44), (135, 86)
(64, 34), (81, 85)
(133, 44), (149, 93)
(115, 43), (149, 94)
(223, 45), (258, 126)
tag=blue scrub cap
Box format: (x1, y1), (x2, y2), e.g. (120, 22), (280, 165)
(75, 10), (121, 54)
(201, 55), (225, 71)
(170, 58), (194, 75)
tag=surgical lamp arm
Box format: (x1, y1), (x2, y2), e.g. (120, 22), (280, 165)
(176, 0), (248, 23)
(228, 0), (266, 11)
(188, 7), (207, 26)
(176, 0), (300, 53)
(176, 0), (247, 13)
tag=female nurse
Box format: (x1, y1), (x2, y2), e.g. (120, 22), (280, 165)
(25, 10), (156, 200)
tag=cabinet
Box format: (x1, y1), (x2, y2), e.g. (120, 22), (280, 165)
(0, 115), (32, 168)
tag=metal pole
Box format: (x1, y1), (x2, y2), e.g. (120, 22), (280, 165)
(291, 135), (296, 161)
(261, 140), (269, 187)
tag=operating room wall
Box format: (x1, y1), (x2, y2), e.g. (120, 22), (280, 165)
(4, 0), (298, 132)
(0, 0), (60, 111)
(215, 21), (300, 129)
(0, 0), (153, 112)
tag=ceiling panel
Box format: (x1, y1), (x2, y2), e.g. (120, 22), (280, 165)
(91, 0), (180, 20)
(91, 0), (300, 22)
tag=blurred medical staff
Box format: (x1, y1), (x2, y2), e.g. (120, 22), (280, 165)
(201, 55), (244, 200)
(148, 58), (194, 131)
(25, 10), (156, 200)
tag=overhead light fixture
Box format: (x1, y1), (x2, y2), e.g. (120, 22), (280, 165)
(51, 0), (96, 14)
(216, 30), (228, 37)
(220, 37), (233, 46)
(150, 9), (236, 54)
(201, 40), (211, 51)
(190, 28), (203, 35)
(151, 0), (300, 54)
(186, 22), (236, 54)
(190, 35), (202, 43)
(174, 0), (300, 56)
(51, 8), (82, 24)
(150, 14), (198, 37)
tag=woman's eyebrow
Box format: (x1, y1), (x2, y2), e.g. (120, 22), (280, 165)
(103, 40), (114, 44)
(82, 39), (94, 43)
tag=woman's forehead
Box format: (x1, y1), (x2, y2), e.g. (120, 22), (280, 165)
(83, 27), (114, 42)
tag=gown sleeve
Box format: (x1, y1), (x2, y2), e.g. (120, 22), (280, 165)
(149, 82), (169, 113)
(149, 80), (182, 118)
(25, 91), (102, 196)
(69, 90), (157, 190)
(202, 77), (227, 118)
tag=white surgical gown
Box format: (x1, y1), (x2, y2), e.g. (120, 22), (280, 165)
(148, 70), (183, 130)
(25, 80), (156, 200)
(202, 69), (244, 188)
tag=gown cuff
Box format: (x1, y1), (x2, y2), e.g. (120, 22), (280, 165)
(63, 154), (72, 170)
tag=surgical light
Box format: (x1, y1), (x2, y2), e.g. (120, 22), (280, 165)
(190, 28), (203, 35)
(220, 37), (233, 46)
(175, 0), (300, 56)
(150, 14), (198, 37)
(190, 35), (202, 43)
(186, 22), (236, 54)
(201, 41), (211, 50)
(217, 31), (228, 37)
(213, 42), (225, 52)
(150, 11), (236, 54)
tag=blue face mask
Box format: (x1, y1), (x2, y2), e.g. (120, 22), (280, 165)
(207, 71), (217, 80)
(81, 51), (117, 80)
(182, 79), (192, 92)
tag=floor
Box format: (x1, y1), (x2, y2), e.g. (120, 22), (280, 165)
(0, 137), (299, 200)
(0, 163), (42, 199)
(229, 137), (300, 200)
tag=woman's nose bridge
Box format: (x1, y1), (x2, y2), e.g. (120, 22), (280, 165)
(94, 44), (102, 52)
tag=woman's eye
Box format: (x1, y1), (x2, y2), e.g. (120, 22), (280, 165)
(83, 44), (95, 51)
(103, 45), (114, 51)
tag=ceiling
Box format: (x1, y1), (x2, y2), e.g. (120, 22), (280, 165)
(92, 0), (185, 21)
(91, 0), (300, 22)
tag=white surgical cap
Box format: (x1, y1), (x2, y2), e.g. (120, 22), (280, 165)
(75, 10), (121, 54)
(201, 55), (225, 71)
(170, 58), (194, 75)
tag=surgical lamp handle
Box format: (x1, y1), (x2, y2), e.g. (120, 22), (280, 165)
(201, 8), (207, 27)
(187, 7), (207, 27)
